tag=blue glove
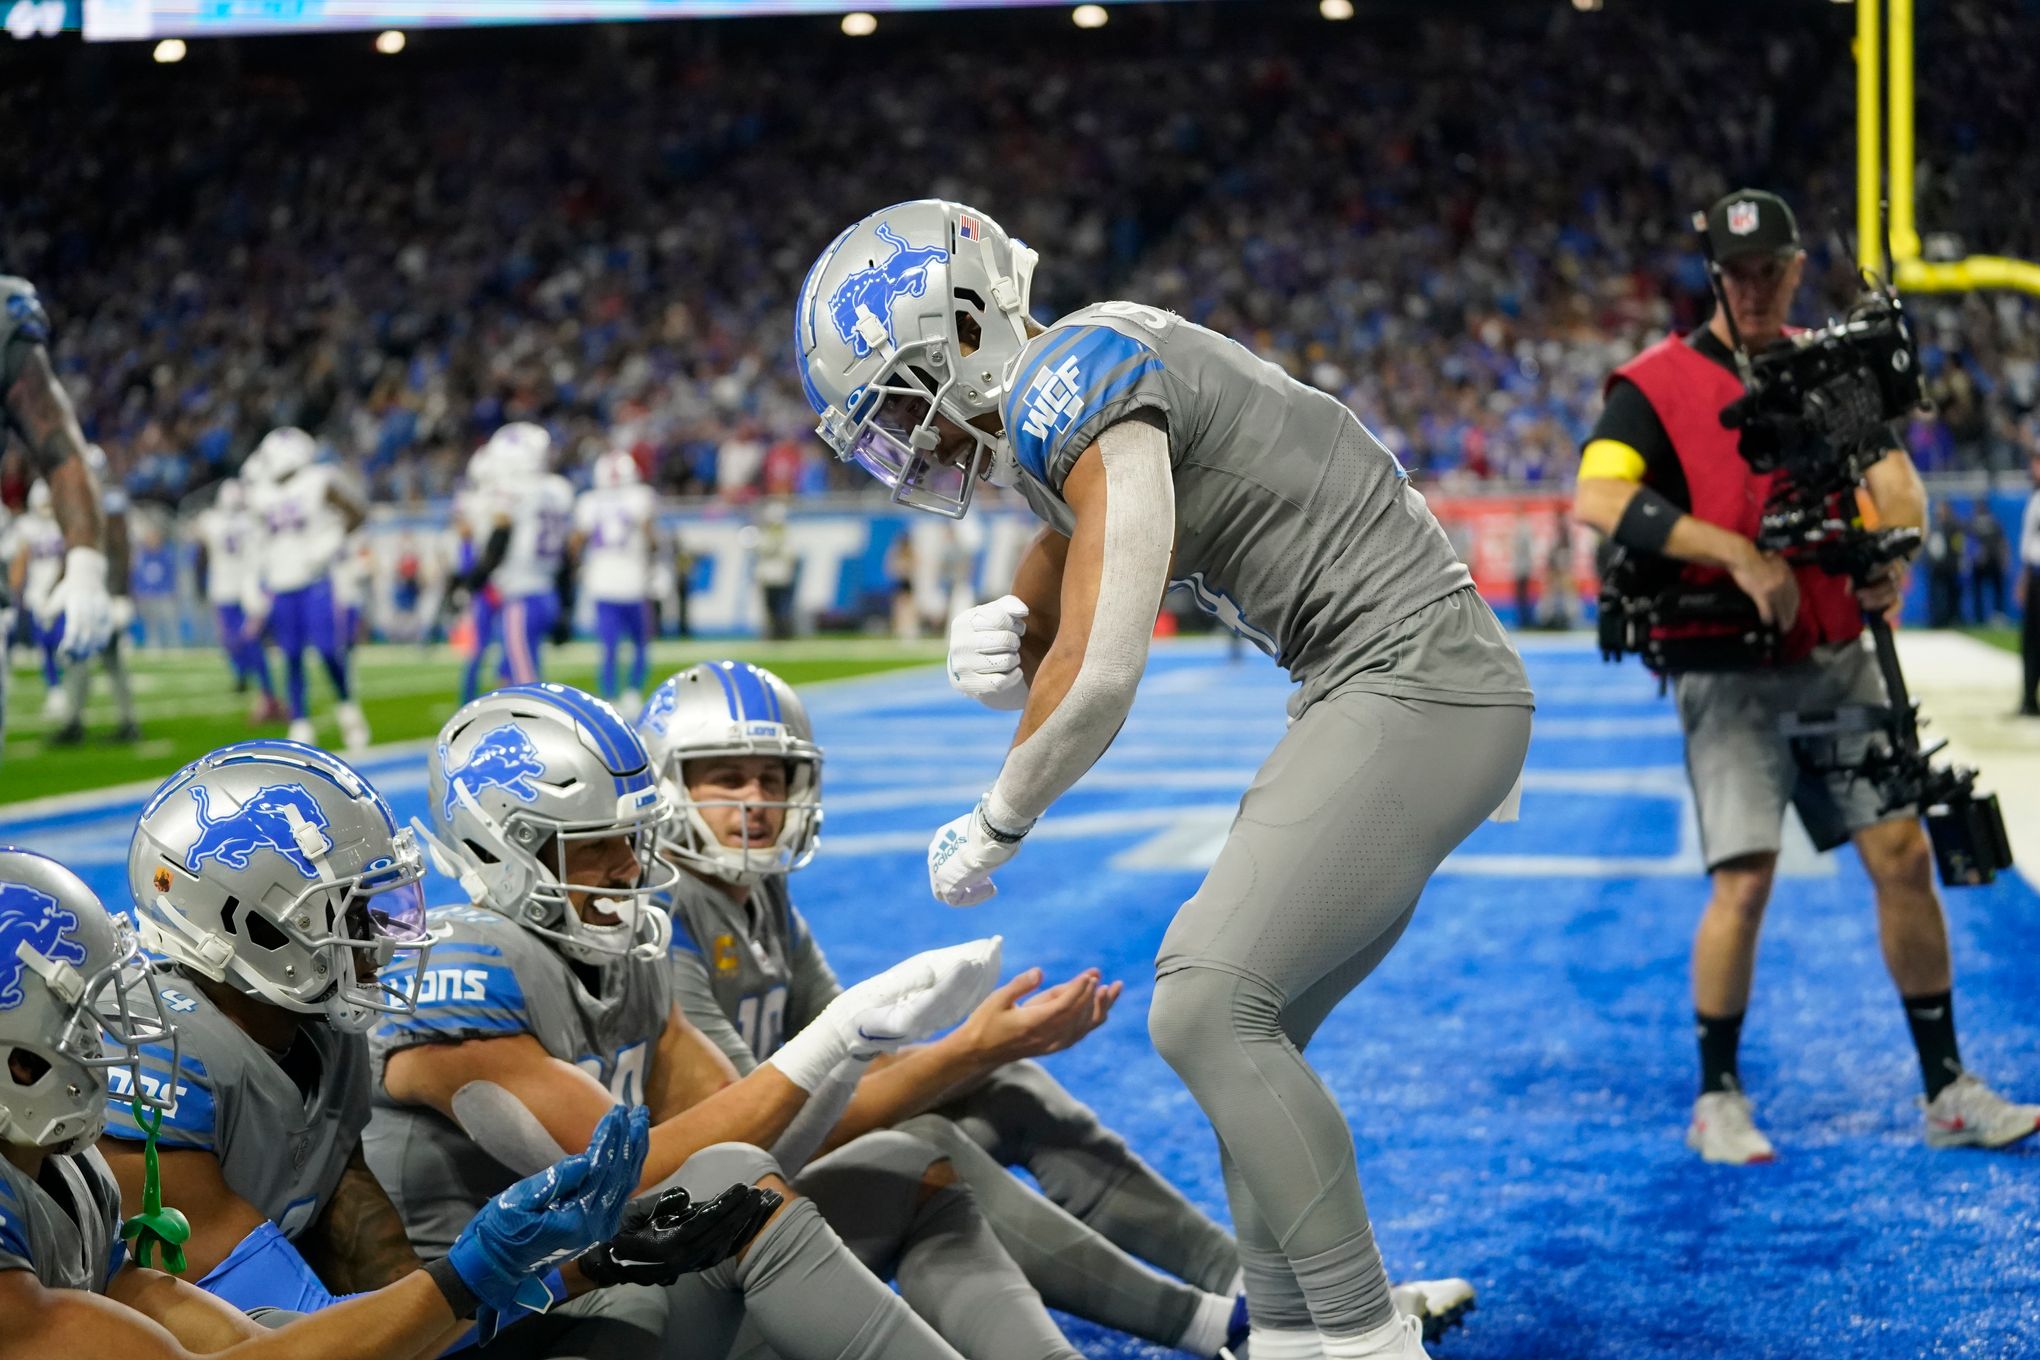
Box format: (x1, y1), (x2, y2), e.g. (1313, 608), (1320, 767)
(449, 1104), (648, 1334)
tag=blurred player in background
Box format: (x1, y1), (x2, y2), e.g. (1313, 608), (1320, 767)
(8, 479), (67, 721)
(49, 444), (139, 746)
(800, 201), (1531, 1360)
(572, 448), (659, 717)
(244, 426), (371, 751)
(451, 441), (508, 702)
(454, 424), (574, 688)
(193, 478), (284, 723)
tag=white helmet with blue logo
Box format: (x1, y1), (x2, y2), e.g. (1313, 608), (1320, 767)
(795, 199), (1039, 518)
(636, 662), (822, 885)
(253, 426), (318, 483)
(431, 683), (675, 965)
(486, 422), (553, 482)
(0, 848), (178, 1155)
(130, 741), (434, 1034)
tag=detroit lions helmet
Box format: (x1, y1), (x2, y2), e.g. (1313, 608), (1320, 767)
(432, 683), (675, 965)
(130, 741), (434, 1034)
(487, 422), (553, 482)
(593, 449), (641, 490)
(254, 427), (318, 483)
(0, 848), (178, 1155)
(795, 200), (1039, 518)
(636, 662), (822, 884)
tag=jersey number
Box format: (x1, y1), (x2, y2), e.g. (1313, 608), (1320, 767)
(735, 988), (787, 1061)
(576, 1040), (649, 1107)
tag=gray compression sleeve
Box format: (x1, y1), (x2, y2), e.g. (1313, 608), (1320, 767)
(450, 1080), (570, 1177)
(768, 1056), (868, 1177)
(986, 418), (1174, 830)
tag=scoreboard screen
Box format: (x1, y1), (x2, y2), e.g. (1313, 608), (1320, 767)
(80, 0), (1176, 40)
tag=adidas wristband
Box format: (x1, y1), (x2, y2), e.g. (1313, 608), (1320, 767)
(1612, 485), (1683, 556)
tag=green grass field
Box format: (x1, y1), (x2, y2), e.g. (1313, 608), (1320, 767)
(1961, 624), (2021, 655)
(1, 638), (943, 806)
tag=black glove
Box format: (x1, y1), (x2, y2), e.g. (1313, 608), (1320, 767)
(573, 1183), (782, 1288)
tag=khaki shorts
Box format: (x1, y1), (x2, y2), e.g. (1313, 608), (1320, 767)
(1672, 637), (1912, 870)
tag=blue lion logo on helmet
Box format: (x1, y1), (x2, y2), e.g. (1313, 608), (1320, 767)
(185, 783), (334, 879)
(443, 723), (548, 820)
(637, 681), (680, 740)
(828, 223), (947, 360)
(0, 884), (85, 1012)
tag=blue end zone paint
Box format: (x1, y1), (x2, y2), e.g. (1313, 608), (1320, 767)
(5, 642), (2036, 1358)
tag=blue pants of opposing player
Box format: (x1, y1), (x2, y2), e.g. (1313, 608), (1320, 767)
(214, 604), (276, 699)
(594, 599), (651, 700)
(500, 593), (557, 686)
(460, 591), (505, 705)
(267, 579), (350, 720)
(33, 616), (62, 688)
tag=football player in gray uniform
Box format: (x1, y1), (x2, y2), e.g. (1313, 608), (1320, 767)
(368, 682), (1070, 1360)
(639, 660), (1477, 1355)
(0, 846), (662, 1360)
(100, 739), (774, 1359)
(798, 201), (1533, 1360)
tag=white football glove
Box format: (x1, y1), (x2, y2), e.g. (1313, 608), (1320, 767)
(766, 937), (1003, 1090)
(947, 595), (1029, 711)
(928, 799), (1032, 908)
(40, 547), (113, 659)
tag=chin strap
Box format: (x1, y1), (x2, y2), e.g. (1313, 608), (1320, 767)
(120, 1098), (192, 1274)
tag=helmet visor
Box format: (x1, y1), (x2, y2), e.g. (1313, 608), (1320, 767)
(836, 365), (992, 519)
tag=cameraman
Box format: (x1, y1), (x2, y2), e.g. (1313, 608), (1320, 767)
(1574, 189), (2038, 1164)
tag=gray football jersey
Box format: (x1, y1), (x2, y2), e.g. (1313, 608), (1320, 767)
(100, 976), (369, 1243)
(0, 275), (53, 393)
(999, 302), (1531, 711)
(663, 871), (842, 1077)
(0, 1146), (124, 1291)
(364, 904), (671, 1255)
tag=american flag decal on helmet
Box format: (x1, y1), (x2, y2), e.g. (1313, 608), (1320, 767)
(958, 215), (981, 242)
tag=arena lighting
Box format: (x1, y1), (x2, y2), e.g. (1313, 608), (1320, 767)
(151, 36), (184, 61)
(375, 30), (406, 54)
(1570, 0), (1603, 11)
(841, 10), (876, 35)
(1073, 3), (1108, 26)
(1320, 0), (1355, 18)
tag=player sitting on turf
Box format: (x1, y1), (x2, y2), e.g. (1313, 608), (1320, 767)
(638, 659), (1479, 1356)
(0, 845), (691, 1360)
(101, 738), (775, 1358)
(371, 681), (1075, 1360)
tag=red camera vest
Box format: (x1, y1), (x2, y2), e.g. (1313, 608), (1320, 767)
(1609, 334), (1863, 663)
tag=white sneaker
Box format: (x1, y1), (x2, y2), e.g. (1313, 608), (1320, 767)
(336, 701), (371, 754)
(288, 718), (317, 746)
(1389, 1279), (1475, 1342)
(1923, 1072), (2040, 1149)
(1687, 1088), (1777, 1164)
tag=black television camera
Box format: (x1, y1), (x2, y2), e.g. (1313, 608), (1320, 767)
(1598, 263), (2011, 887)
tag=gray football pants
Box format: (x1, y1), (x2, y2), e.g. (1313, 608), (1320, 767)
(1148, 689), (1532, 1339)
(661, 1136), (1078, 1360)
(899, 1059), (1239, 1349)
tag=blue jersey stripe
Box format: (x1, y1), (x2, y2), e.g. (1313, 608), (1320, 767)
(729, 662), (774, 721)
(1005, 326), (1160, 483)
(708, 662), (743, 720)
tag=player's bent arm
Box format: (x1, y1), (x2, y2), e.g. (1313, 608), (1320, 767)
(0, 1267), (463, 1360)
(4, 346), (103, 551)
(298, 1147), (426, 1295)
(643, 1003), (741, 1122)
(99, 1142), (274, 1283)
(1008, 527), (1070, 683)
(992, 422), (1174, 827)
(1573, 475), (1764, 575)
(382, 1030), (806, 1195)
(325, 482), (368, 535)
(106, 1263), (270, 1351)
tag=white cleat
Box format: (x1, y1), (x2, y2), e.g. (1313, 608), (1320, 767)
(336, 701), (372, 754)
(288, 718), (317, 746)
(1923, 1072), (2040, 1149)
(40, 688), (70, 724)
(1687, 1088), (1777, 1165)
(1390, 1279), (1476, 1343)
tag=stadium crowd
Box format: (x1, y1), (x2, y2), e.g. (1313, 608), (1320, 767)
(1, 0), (2038, 511)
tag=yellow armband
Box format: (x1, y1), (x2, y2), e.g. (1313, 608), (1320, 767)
(1578, 439), (1647, 483)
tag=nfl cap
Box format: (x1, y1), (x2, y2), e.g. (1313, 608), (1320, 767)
(1704, 189), (1800, 263)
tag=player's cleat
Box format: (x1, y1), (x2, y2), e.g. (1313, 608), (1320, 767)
(110, 721), (142, 744)
(1390, 1279), (1476, 1343)
(288, 717), (317, 745)
(337, 700), (372, 754)
(1687, 1088), (1776, 1164)
(251, 695), (288, 724)
(1923, 1072), (2040, 1149)
(48, 719), (85, 747)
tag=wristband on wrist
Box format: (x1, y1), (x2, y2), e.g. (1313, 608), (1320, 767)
(977, 792), (1033, 843)
(1611, 485), (1683, 556)
(425, 1256), (481, 1320)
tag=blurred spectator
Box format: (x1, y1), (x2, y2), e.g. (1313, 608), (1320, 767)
(752, 502), (798, 640)
(1926, 502), (1970, 627)
(1970, 505), (2010, 624)
(129, 521), (181, 650)
(2020, 454), (2040, 717)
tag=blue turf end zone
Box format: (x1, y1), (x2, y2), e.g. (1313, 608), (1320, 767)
(5, 638), (2035, 1358)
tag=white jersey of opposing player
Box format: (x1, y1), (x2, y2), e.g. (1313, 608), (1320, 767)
(573, 483), (657, 604)
(493, 474), (576, 599)
(195, 506), (260, 606)
(250, 465), (347, 593)
(13, 511), (64, 617)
